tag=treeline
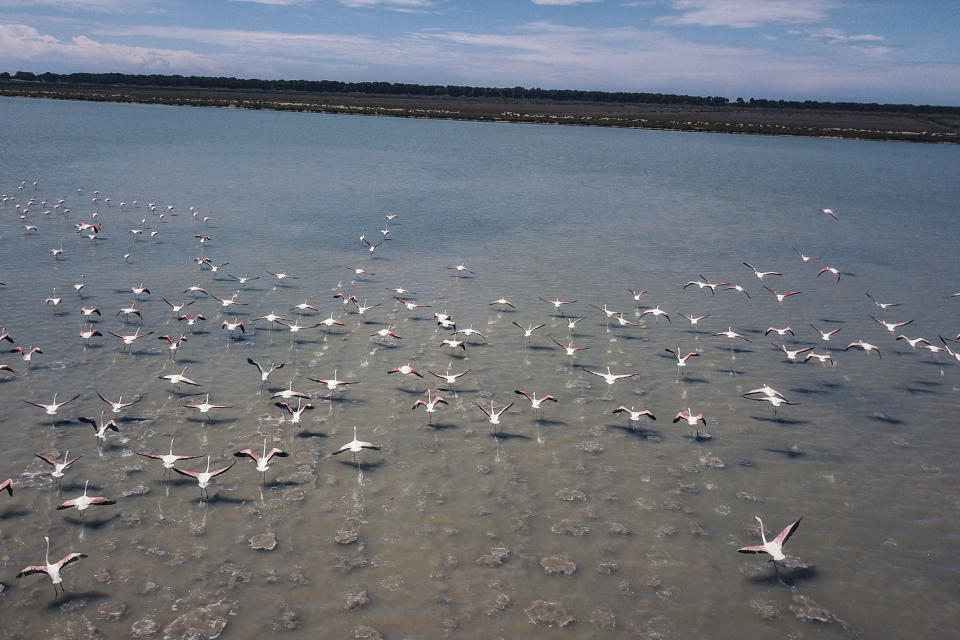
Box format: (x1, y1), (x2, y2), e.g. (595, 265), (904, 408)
(3, 70), (957, 114)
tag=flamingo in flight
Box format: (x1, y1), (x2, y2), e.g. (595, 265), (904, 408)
(870, 316), (913, 335)
(271, 380), (310, 401)
(639, 306), (670, 322)
(773, 343), (813, 363)
(738, 515), (802, 583)
(412, 389), (449, 425)
(539, 297), (577, 315)
(158, 366), (200, 391)
(665, 348), (699, 376)
(428, 369), (470, 393)
(25, 393), (80, 426)
(550, 337), (589, 361)
(585, 366), (637, 386)
(234, 439), (289, 484)
(136, 438), (203, 479)
(514, 389), (557, 419)
(78, 412), (119, 445)
(844, 340), (882, 358)
(275, 398), (313, 426)
(743, 262), (781, 280)
(57, 480), (115, 520)
(819, 207), (838, 220)
(16, 536), (87, 597)
(247, 357), (285, 391)
(173, 455), (235, 500)
(763, 287), (801, 305)
(809, 324), (841, 342)
(725, 284), (751, 299)
(97, 391), (141, 415)
(11, 345), (44, 367)
(35, 450), (82, 486)
(865, 292), (899, 309)
(388, 364), (424, 380)
(612, 405), (656, 430)
(308, 370), (358, 396)
(792, 247), (819, 262)
(474, 400), (515, 434)
(332, 426), (380, 462)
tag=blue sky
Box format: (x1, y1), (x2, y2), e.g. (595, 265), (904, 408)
(1, 1), (958, 105)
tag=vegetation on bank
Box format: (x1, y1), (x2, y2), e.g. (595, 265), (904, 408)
(2, 71), (958, 144)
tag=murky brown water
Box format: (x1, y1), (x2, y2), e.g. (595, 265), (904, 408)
(0, 98), (959, 639)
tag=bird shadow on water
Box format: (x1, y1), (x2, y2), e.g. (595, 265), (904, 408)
(45, 590), (109, 610)
(0, 507), (32, 520)
(488, 431), (530, 441)
(333, 458), (385, 471)
(296, 430), (328, 439)
(751, 416), (809, 426)
(748, 563), (818, 587)
(867, 414), (906, 426)
(62, 513), (120, 529)
(425, 421), (458, 431)
(608, 424), (662, 440)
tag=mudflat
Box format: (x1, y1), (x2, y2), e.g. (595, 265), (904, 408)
(3, 81), (958, 143)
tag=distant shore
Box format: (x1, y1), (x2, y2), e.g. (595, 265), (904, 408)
(3, 82), (958, 144)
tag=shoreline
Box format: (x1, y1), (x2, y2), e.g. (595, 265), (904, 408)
(3, 83), (959, 144)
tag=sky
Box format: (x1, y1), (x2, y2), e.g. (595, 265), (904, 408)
(0, 1), (958, 105)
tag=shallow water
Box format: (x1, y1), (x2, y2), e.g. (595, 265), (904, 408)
(0, 96), (959, 638)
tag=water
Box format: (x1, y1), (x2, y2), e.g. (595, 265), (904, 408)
(0, 96), (959, 638)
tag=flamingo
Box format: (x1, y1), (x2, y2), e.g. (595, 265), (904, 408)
(16, 536), (86, 596)
(473, 400), (514, 433)
(184, 394), (231, 419)
(136, 438), (203, 479)
(427, 369), (470, 393)
(773, 344), (813, 363)
(290, 298), (318, 313)
(673, 408), (707, 426)
(550, 337), (589, 361)
(817, 266), (841, 281)
(639, 306), (670, 322)
(158, 366), (200, 390)
(743, 262), (781, 280)
(234, 439), (289, 484)
(612, 405), (657, 430)
(25, 393), (80, 426)
(56, 480), (115, 519)
(332, 426), (380, 460)
(158, 334), (188, 360)
(371, 326), (402, 342)
(97, 391), (141, 415)
(221, 318), (246, 337)
(539, 297), (577, 315)
(665, 348), (699, 376)
(679, 313), (710, 326)
(35, 450), (81, 485)
(725, 284), (751, 299)
(448, 264), (474, 277)
(844, 340), (882, 358)
(683, 275), (727, 294)
(178, 313), (206, 330)
(489, 297), (515, 310)
(743, 384), (787, 400)
(865, 292), (899, 309)
(764, 327), (794, 337)
(584, 366), (637, 386)
(108, 328), (154, 353)
(78, 412), (119, 444)
(763, 287), (801, 305)
(804, 351), (834, 365)
(514, 390), (557, 419)
(792, 247), (819, 262)
(268, 270), (299, 282)
(255, 311), (287, 325)
(275, 398), (313, 426)
(388, 364), (423, 380)
(247, 357), (285, 391)
(512, 321), (546, 342)
(809, 324), (841, 342)
(79, 325), (103, 347)
(745, 394), (801, 418)
(738, 516), (802, 582)
(172, 455), (235, 500)
(394, 297), (431, 312)
(271, 380), (310, 401)
(895, 335), (929, 350)
(308, 369), (359, 396)
(819, 207), (838, 220)
(870, 316), (913, 335)
(412, 389), (449, 425)
(212, 292), (246, 309)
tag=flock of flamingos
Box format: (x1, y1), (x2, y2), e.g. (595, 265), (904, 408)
(1, 179), (958, 611)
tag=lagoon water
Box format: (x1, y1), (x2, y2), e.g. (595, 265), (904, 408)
(0, 95), (959, 638)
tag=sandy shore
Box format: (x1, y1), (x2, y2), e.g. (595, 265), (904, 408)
(3, 82), (958, 143)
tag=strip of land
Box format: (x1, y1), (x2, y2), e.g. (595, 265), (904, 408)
(3, 82), (958, 144)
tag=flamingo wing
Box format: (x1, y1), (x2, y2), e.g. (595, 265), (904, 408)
(773, 518), (802, 547)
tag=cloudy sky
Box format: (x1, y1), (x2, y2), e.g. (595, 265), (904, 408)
(1, 0), (958, 105)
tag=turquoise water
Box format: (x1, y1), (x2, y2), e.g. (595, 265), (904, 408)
(0, 96), (959, 638)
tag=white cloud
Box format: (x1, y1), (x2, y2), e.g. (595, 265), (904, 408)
(0, 23), (218, 72)
(655, 0), (834, 29)
(336, 0), (433, 7)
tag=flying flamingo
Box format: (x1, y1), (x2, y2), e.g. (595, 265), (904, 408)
(16, 536), (86, 597)
(332, 426), (380, 462)
(247, 357), (285, 392)
(172, 455), (235, 500)
(35, 450), (81, 486)
(78, 412), (119, 445)
(412, 389), (449, 425)
(865, 292), (899, 309)
(79, 325), (103, 348)
(844, 340), (881, 358)
(763, 287), (801, 305)
(738, 515), (802, 583)
(550, 337), (589, 362)
(725, 284), (751, 299)
(772, 343), (813, 363)
(25, 393), (80, 426)
(792, 247), (819, 262)
(743, 262), (781, 280)
(512, 321), (546, 343)
(585, 366), (637, 386)
(514, 389), (557, 419)
(234, 439), (289, 484)
(136, 438), (203, 479)
(673, 408), (709, 440)
(665, 348), (699, 377)
(817, 266), (841, 281)
(473, 400), (515, 434)
(10, 345), (44, 367)
(870, 315), (913, 335)
(427, 369), (470, 394)
(611, 405), (657, 431)
(809, 324), (841, 342)
(308, 369), (358, 397)
(819, 207), (838, 220)
(271, 380), (310, 401)
(184, 394), (231, 423)
(745, 394), (801, 418)
(56, 480), (115, 520)
(108, 328), (154, 353)
(275, 398), (314, 426)
(639, 306), (670, 322)
(158, 367), (200, 391)
(97, 391), (141, 415)
(388, 364), (424, 381)
(158, 334), (188, 360)
(539, 297), (577, 315)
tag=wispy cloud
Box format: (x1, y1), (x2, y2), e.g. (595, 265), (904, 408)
(530, 0), (603, 5)
(655, 0), (834, 29)
(336, 0), (433, 7)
